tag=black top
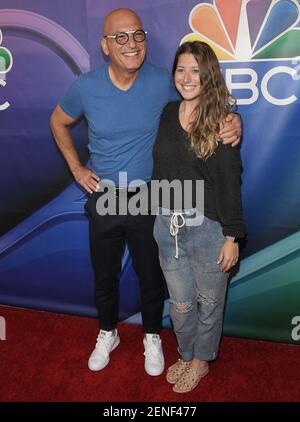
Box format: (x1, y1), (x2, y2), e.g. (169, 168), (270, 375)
(152, 102), (246, 238)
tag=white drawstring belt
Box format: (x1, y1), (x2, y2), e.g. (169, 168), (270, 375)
(169, 212), (186, 258)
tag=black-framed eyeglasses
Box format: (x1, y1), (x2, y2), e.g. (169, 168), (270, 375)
(104, 29), (147, 45)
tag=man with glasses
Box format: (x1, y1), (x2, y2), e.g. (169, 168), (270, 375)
(50, 8), (241, 376)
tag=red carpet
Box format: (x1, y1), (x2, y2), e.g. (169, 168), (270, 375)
(0, 305), (299, 402)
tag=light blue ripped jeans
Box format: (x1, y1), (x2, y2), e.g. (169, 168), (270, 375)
(153, 209), (229, 362)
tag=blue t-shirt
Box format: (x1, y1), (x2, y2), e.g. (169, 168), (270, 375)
(60, 62), (179, 186)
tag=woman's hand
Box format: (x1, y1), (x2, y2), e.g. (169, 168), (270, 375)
(217, 238), (239, 272)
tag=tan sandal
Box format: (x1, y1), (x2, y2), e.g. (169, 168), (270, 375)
(173, 364), (209, 393)
(166, 359), (190, 384)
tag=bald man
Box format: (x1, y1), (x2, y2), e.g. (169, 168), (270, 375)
(50, 8), (241, 376)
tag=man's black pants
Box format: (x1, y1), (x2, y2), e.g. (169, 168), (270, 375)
(85, 193), (164, 333)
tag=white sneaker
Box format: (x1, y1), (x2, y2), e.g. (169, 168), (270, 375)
(143, 333), (165, 376)
(88, 329), (120, 371)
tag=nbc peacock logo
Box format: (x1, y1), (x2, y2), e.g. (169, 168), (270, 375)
(0, 29), (13, 76)
(181, 0), (300, 61)
(181, 0), (300, 105)
(0, 29), (13, 111)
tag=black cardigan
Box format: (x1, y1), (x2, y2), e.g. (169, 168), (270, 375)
(152, 102), (246, 238)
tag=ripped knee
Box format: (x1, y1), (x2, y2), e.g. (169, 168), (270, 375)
(197, 293), (216, 306)
(170, 300), (193, 313)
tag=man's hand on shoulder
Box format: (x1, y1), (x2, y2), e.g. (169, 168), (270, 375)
(219, 113), (242, 147)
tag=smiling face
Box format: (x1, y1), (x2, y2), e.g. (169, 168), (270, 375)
(174, 53), (201, 103)
(101, 9), (147, 76)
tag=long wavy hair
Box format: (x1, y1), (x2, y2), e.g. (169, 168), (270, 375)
(172, 41), (236, 159)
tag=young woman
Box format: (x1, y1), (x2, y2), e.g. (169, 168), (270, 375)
(152, 41), (246, 393)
